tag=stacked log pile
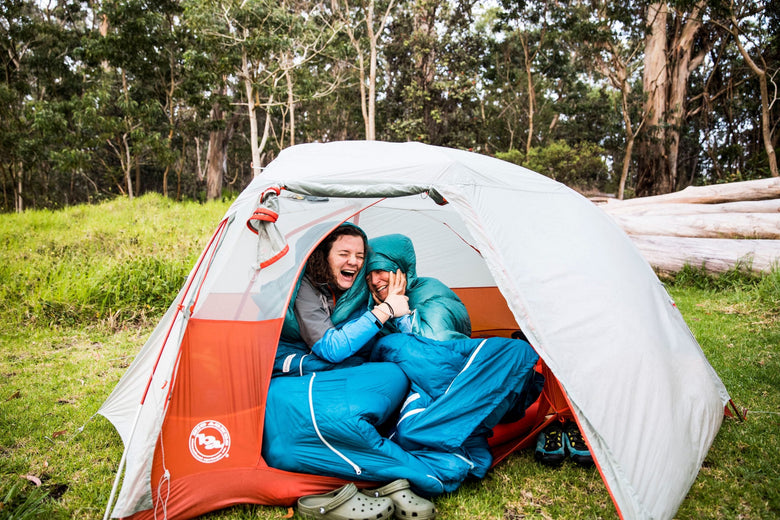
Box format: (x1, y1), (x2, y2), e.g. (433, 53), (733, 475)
(597, 177), (780, 276)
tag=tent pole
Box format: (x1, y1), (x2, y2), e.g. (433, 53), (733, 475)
(103, 403), (144, 520)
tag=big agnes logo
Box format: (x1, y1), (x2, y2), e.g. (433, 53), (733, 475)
(189, 420), (231, 463)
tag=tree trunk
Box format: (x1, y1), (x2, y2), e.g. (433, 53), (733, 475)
(636, 2), (708, 196)
(666, 2), (705, 191)
(603, 198), (780, 216)
(629, 235), (780, 276)
(123, 132), (134, 200)
(242, 46), (262, 176)
(521, 36), (535, 156)
(284, 56), (296, 146)
(14, 162), (23, 213)
(366, 0), (380, 140)
(636, 3), (668, 197)
(618, 136), (635, 200)
(604, 176), (780, 206)
(205, 100), (235, 201)
(609, 213), (780, 239)
(730, 13), (779, 177)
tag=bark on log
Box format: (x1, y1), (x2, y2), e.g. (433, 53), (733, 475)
(630, 235), (780, 275)
(609, 213), (780, 239)
(605, 177), (780, 207)
(602, 198), (780, 216)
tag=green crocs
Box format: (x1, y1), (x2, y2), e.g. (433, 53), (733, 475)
(363, 479), (436, 520)
(297, 483), (395, 520)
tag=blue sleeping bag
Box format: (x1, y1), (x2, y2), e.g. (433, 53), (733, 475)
(262, 363), (475, 494)
(371, 334), (540, 478)
(262, 335), (539, 494)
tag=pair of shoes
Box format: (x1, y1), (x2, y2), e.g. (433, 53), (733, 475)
(363, 479), (436, 520)
(562, 421), (594, 467)
(534, 421), (594, 468)
(297, 483), (395, 520)
(534, 422), (566, 466)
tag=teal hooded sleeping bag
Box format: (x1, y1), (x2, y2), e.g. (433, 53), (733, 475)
(367, 234), (471, 340)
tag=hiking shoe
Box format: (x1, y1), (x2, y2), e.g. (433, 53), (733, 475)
(534, 422), (566, 466)
(563, 421), (594, 467)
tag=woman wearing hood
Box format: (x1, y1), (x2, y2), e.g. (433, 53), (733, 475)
(365, 234), (471, 341)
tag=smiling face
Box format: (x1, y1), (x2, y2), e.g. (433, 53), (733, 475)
(367, 270), (391, 302)
(327, 235), (366, 291)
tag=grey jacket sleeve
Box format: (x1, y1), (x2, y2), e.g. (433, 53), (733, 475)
(294, 277), (335, 347)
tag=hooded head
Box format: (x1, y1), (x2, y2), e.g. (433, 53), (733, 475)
(367, 233), (471, 340)
(366, 234), (419, 301)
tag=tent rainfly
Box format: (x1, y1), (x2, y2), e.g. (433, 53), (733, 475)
(99, 141), (729, 520)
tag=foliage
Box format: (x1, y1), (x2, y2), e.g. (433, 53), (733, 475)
(0, 481), (65, 520)
(0, 194), (230, 327)
(0, 0), (778, 211)
(498, 141), (610, 192)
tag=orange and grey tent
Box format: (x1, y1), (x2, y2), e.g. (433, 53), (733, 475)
(99, 141), (728, 520)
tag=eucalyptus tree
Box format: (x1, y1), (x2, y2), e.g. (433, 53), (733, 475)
(329, 0), (398, 140)
(564, 0), (649, 198)
(85, 0), (191, 199)
(635, 0), (728, 196)
(382, 0), (488, 148)
(184, 0), (340, 201)
(722, 0), (778, 177)
(490, 0), (553, 156)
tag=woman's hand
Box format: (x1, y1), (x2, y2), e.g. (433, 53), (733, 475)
(387, 269), (406, 297)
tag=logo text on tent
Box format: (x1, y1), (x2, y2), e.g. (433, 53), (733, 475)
(189, 420), (231, 463)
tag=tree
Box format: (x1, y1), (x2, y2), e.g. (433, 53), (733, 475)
(382, 0), (487, 147)
(572, 0), (649, 198)
(0, 0), (93, 211)
(636, 1), (723, 196)
(492, 0), (552, 156)
(330, 0), (396, 140)
(724, 0), (778, 177)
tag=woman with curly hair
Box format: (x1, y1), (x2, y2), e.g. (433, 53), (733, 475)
(274, 223), (409, 375)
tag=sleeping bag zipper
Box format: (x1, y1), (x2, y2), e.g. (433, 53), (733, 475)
(307, 373), (363, 475)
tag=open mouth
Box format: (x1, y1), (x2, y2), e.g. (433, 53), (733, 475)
(373, 284), (388, 299)
(340, 269), (356, 281)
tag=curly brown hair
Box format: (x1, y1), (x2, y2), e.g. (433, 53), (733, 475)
(305, 224), (367, 290)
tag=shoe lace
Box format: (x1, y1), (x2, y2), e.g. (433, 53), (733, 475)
(544, 427), (563, 450)
(564, 423), (588, 450)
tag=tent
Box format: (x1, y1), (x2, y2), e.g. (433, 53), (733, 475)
(98, 141), (729, 520)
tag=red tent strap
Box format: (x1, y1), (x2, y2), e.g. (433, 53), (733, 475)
(246, 208), (280, 234)
(259, 244), (290, 269)
(725, 399), (747, 421)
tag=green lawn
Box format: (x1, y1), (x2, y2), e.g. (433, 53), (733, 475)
(1, 195), (777, 519)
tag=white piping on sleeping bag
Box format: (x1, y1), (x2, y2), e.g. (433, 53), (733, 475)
(307, 372), (362, 475)
(445, 339), (487, 395)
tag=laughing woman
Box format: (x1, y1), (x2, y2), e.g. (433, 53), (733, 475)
(273, 223), (410, 376)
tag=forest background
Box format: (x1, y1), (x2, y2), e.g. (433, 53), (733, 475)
(1, 0), (778, 213)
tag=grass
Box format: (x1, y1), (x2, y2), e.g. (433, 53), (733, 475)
(1, 195), (778, 519)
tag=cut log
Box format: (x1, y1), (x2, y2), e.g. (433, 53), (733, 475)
(608, 213), (780, 239)
(605, 177), (780, 207)
(602, 198), (780, 216)
(629, 235), (780, 275)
